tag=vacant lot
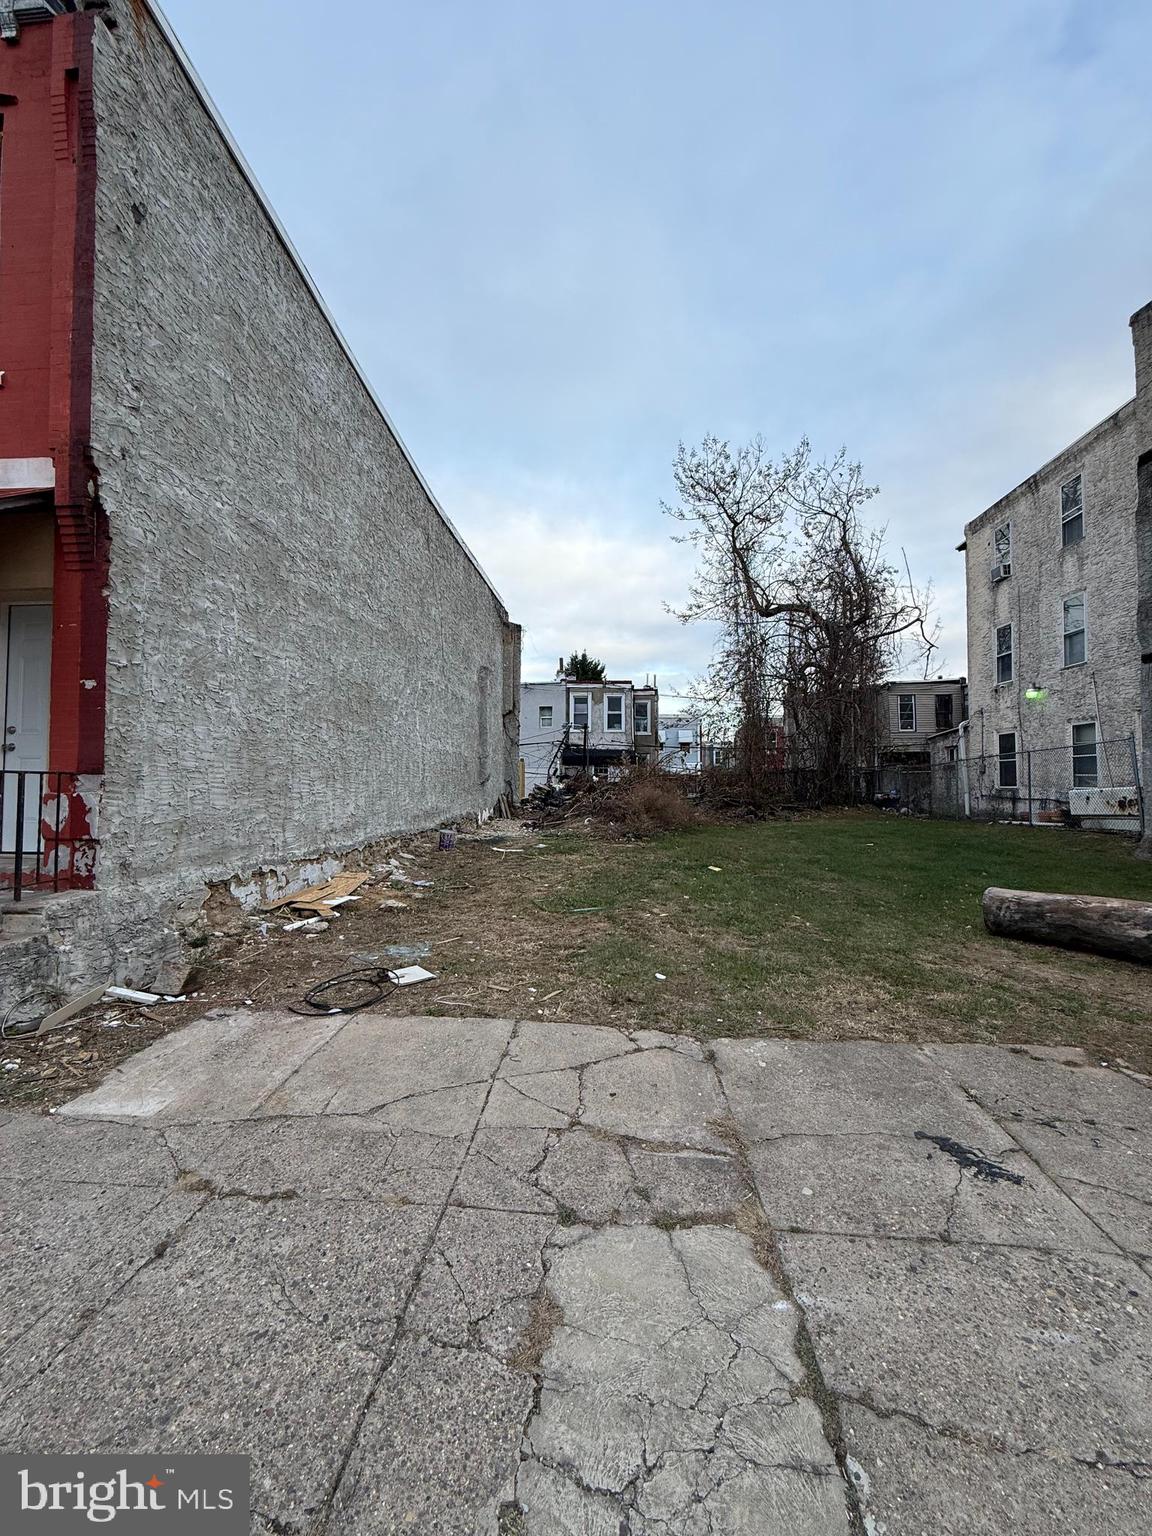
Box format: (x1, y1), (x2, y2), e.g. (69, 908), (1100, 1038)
(5, 811), (1151, 1108)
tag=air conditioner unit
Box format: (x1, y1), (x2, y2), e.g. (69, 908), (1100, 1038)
(990, 561), (1011, 582)
(1069, 785), (1139, 830)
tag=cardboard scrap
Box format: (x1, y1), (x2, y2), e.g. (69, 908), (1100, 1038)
(264, 871), (369, 915)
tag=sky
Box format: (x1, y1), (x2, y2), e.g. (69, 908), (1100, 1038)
(163, 0), (1152, 706)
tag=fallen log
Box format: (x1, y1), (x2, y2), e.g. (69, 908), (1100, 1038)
(982, 887), (1152, 965)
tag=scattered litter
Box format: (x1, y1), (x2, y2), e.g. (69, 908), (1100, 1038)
(3, 1060), (19, 1072)
(541, 990), (561, 1002)
(655, 972), (667, 981)
(289, 962), (436, 1016)
(411, 879), (434, 888)
(321, 895), (360, 909)
(381, 943), (432, 962)
(283, 916), (327, 932)
(707, 866), (723, 873)
(568, 906), (603, 913)
(265, 872), (369, 915)
(13, 982), (109, 1039)
(391, 965), (436, 986)
(397, 852), (417, 862)
(438, 831), (457, 851)
(379, 898), (409, 910)
(104, 986), (185, 1006)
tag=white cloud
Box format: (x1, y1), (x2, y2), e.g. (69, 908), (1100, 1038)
(440, 474), (717, 693)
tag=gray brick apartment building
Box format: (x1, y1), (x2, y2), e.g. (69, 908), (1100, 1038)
(958, 303), (1150, 836)
(0, 0), (520, 1013)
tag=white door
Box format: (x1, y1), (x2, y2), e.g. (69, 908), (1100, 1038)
(3, 603), (52, 851)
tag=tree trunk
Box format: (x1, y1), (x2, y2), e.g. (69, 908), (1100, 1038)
(982, 887), (1152, 964)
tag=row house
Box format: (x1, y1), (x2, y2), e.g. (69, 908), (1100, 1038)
(519, 675), (658, 792)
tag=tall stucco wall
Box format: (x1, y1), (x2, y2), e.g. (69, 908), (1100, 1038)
(963, 403), (1140, 764)
(1132, 302), (1152, 854)
(87, 4), (517, 911)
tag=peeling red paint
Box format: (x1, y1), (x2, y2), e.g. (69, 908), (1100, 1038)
(1, 13), (104, 886)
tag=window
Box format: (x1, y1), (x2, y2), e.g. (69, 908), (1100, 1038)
(934, 694), (954, 730)
(570, 693), (590, 728)
(898, 694), (916, 732)
(633, 700), (650, 734)
(993, 521), (1012, 575)
(995, 624), (1013, 684)
(1071, 722), (1098, 788)
(605, 693), (624, 731)
(538, 705), (553, 729)
(1061, 474), (1084, 546)
(998, 732), (1018, 789)
(1063, 593), (1086, 666)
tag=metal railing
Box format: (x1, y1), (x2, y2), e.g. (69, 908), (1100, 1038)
(0, 770), (79, 901)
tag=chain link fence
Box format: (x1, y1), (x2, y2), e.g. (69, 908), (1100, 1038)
(870, 735), (1143, 835)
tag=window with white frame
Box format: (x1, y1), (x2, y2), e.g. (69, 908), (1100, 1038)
(538, 705), (553, 729)
(994, 521), (1012, 574)
(1071, 722), (1098, 787)
(898, 694), (916, 731)
(605, 693), (625, 731)
(570, 693), (590, 729)
(633, 699), (650, 734)
(995, 623), (1013, 684)
(997, 731), (1018, 789)
(1063, 593), (1086, 666)
(1061, 474), (1084, 546)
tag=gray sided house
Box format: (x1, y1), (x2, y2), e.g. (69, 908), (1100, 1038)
(956, 301), (1150, 834)
(0, 1), (519, 1015)
(519, 678), (658, 792)
(877, 680), (967, 761)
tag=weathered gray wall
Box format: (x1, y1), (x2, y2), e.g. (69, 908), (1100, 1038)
(1132, 302), (1152, 854)
(88, 4), (517, 925)
(964, 403), (1140, 762)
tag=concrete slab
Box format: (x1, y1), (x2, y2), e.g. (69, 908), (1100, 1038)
(0, 1181), (204, 1392)
(782, 1233), (1152, 1463)
(581, 1046), (729, 1150)
(8, 1024), (1151, 1534)
(259, 1013), (513, 1117)
(481, 1076), (572, 1129)
(924, 1044), (1152, 1133)
(925, 1044), (1152, 1258)
(714, 1039), (1001, 1142)
(163, 1113), (469, 1206)
(844, 1402), (1152, 1536)
(57, 1009), (347, 1123)
(0, 1194), (438, 1527)
(517, 1225), (850, 1533)
(451, 1127), (557, 1214)
(407, 1205), (556, 1361)
(327, 1334), (532, 1535)
(0, 1110), (174, 1186)
(500, 1018), (633, 1076)
(748, 1134), (1119, 1251)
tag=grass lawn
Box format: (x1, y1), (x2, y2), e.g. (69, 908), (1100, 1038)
(535, 812), (1152, 1065)
(9, 810), (1150, 1112)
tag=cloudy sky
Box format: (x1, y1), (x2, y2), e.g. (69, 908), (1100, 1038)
(164, 0), (1151, 703)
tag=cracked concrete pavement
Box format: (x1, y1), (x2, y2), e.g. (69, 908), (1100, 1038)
(2, 1014), (1150, 1534)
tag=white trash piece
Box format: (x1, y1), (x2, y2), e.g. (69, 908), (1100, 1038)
(389, 965), (437, 987)
(104, 986), (186, 1006)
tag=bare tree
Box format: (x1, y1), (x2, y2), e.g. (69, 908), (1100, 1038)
(665, 436), (936, 803)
